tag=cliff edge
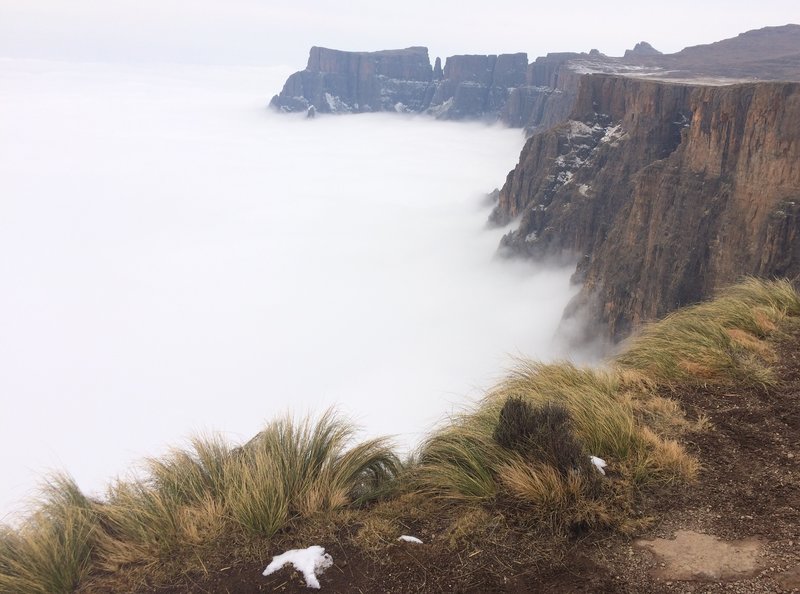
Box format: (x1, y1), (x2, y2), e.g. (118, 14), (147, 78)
(493, 74), (800, 340)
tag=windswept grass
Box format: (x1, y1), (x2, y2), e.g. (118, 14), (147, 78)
(615, 278), (800, 388)
(1, 278), (797, 591)
(412, 361), (697, 530)
(0, 412), (399, 591)
(225, 411), (400, 536)
(412, 279), (799, 528)
(0, 476), (96, 594)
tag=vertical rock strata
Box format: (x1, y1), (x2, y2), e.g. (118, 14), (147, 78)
(494, 75), (800, 340)
(270, 46), (580, 131)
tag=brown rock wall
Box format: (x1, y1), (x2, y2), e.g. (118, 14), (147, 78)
(494, 74), (800, 340)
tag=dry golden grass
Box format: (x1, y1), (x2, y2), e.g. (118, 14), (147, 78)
(1, 413), (400, 590)
(616, 278), (799, 388)
(411, 360), (698, 533)
(0, 476), (96, 594)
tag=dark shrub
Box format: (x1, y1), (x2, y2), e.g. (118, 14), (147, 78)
(493, 397), (588, 476)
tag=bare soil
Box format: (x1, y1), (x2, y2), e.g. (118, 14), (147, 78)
(86, 324), (800, 593)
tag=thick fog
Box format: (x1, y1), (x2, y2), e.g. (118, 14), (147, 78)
(0, 61), (581, 518)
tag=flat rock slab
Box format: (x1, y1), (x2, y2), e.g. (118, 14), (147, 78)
(635, 530), (762, 581)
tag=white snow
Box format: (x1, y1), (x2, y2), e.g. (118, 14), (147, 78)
(397, 535), (423, 544)
(567, 120), (593, 136)
(555, 170), (573, 185)
(578, 184), (590, 196)
(262, 545), (333, 589)
(589, 456), (607, 475)
(323, 92), (352, 113)
(600, 124), (625, 144)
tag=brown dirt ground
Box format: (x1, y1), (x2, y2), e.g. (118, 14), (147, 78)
(84, 324), (800, 593)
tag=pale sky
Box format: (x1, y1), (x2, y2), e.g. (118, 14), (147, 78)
(1, 0), (798, 67)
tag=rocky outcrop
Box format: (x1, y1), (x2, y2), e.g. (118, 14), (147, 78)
(270, 46), (434, 113)
(427, 53), (528, 120)
(624, 42), (662, 58)
(270, 46), (580, 130)
(493, 74), (800, 341)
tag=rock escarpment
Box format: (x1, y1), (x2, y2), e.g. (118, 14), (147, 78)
(271, 27), (800, 133)
(493, 75), (800, 340)
(270, 46), (583, 132)
(271, 47), (434, 114)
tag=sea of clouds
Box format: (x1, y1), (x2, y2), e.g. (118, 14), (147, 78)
(0, 60), (579, 519)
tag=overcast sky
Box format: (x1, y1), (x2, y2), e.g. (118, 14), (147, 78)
(2, 0), (798, 67)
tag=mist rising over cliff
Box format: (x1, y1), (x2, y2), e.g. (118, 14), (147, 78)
(0, 61), (579, 517)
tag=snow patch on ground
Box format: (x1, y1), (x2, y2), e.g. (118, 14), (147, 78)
(590, 456), (607, 475)
(263, 546), (333, 589)
(578, 184), (590, 196)
(398, 535), (423, 544)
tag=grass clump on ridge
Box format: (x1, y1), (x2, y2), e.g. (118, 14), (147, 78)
(0, 476), (96, 594)
(0, 411), (400, 592)
(412, 279), (799, 530)
(411, 361), (696, 532)
(615, 278), (800, 388)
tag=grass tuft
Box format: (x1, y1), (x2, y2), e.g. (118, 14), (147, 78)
(615, 278), (799, 388)
(0, 475), (96, 594)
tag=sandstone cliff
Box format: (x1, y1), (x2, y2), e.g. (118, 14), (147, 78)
(493, 75), (800, 340)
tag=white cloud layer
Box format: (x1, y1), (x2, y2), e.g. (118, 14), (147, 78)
(0, 61), (579, 518)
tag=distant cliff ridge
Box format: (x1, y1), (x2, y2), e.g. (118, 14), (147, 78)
(271, 26), (800, 133)
(270, 46), (586, 132)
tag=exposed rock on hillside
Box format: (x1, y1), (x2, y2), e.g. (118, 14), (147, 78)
(270, 46), (585, 132)
(493, 75), (800, 340)
(270, 46), (433, 114)
(624, 41), (662, 58)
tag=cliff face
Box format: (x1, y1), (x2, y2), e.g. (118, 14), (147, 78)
(271, 47), (434, 113)
(270, 47), (579, 129)
(494, 75), (800, 340)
